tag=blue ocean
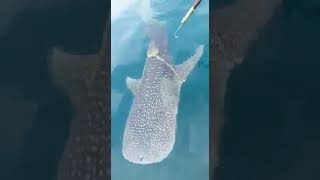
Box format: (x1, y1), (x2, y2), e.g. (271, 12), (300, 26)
(111, 0), (209, 179)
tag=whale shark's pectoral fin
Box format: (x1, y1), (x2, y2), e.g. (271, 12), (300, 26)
(126, 77), (141, 96)
(175, 45), (204, 82)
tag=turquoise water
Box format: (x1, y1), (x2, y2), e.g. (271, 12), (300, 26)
(111, 1), (209, 179)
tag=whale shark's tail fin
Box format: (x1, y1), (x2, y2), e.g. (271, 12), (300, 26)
(145, 20), (170, 59)
(136, 0), (156, 23)
(135, 0), (170, 60)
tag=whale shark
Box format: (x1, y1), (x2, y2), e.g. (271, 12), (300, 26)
(122, 20), (204, 165)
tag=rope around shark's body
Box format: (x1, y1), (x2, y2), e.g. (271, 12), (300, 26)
(155, 55), (182, 82)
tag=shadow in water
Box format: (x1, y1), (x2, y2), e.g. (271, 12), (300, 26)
(0, 2), (106, 179)
(216, 2), (320, 180)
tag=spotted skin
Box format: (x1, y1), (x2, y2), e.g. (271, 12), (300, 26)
(123, 54), (181, 164)
(122, 41), (204, 164)
(56, 19), (110, 180)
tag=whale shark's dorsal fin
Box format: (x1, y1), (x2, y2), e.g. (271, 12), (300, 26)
(147, 41), (159, 58)
(175, 45), (204, 82)
(126, 77), (141, 96)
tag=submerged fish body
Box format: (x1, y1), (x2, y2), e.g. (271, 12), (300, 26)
(122, 42), (204, 165)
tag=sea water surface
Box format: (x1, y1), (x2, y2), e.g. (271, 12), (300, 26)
(111, 0), (209, 179)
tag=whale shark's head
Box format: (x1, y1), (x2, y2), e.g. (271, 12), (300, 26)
(121, 89), (177, 165)
(122, 131), (175, 165)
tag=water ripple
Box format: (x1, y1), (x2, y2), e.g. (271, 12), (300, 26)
(150, 0), (185, 16)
